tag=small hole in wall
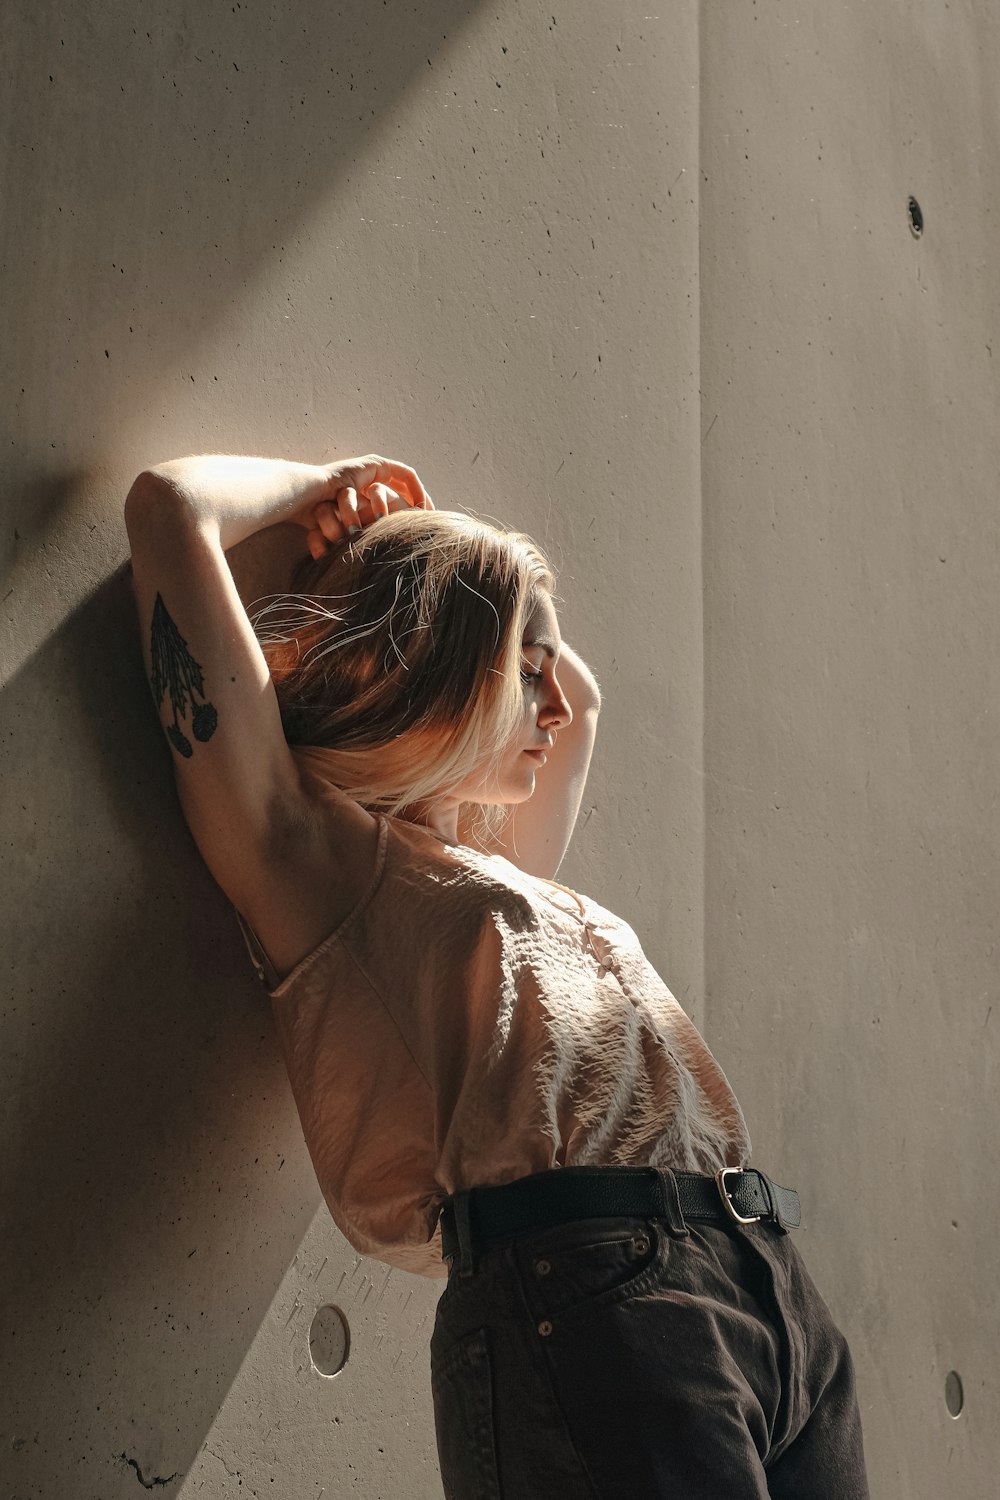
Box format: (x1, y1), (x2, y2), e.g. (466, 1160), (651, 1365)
(309, 1304), (351, 1377)
(944, 1369), (964, 1418)
(907, 196), (924, 238)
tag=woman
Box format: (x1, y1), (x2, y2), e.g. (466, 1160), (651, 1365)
(124, 451), (870, 1499)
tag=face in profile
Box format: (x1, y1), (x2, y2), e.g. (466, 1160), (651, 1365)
(461, 590), (574, 807)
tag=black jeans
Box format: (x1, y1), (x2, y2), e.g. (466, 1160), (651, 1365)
(430, 1171), (870, 1498)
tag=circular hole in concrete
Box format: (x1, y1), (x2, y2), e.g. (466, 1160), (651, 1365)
(309, 1304), (351, 1378)
(907, 196), (924, 238)
(944, 1369), (964, 1418)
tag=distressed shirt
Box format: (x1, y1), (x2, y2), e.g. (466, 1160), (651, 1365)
(235, 745), (753, 1279)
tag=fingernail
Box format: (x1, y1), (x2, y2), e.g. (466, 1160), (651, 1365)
(347, 524), (362, 536)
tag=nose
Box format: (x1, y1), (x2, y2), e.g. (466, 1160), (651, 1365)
(542, 675), (573, 730)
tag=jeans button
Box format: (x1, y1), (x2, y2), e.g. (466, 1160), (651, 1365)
(535, 1258), (551, 1276)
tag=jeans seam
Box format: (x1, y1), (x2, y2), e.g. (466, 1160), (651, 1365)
(510, 1255), (604, 1499)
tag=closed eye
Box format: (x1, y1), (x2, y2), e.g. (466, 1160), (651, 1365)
(520, 667), (544, 684)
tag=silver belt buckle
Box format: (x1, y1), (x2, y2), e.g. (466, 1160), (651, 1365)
(715, 1167), (768, 1224)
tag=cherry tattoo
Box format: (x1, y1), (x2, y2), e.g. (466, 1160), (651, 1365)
(149, 592), (219, 758)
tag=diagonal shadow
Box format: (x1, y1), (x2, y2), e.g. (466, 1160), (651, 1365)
(2, 1), (485, 1490)
(1, 554), (328, 1491)
(1, 0), (484, 577)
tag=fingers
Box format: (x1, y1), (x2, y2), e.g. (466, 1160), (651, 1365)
(303, 492), (353, 559)
(307, 459), (434, 560)
(335, 485), (363, 532)
(334, 455), (433, 510)
(381, 459), (433, 510)
(312, 487), (357, 542)
(366, 481), (397, 517)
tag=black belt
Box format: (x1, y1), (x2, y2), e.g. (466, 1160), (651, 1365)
(440, 1165), (801, 1265)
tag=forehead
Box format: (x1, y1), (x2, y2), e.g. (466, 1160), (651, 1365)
(522, 594), (561, 660)
(524, 592), (559, 638)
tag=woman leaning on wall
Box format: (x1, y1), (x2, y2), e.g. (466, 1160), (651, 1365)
(124, 451), (870, 1498)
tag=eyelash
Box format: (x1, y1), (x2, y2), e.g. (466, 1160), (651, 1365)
(520, 668), (544, 685)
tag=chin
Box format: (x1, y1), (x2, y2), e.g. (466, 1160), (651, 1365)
(467, 784), (532, 808)
(509, 781), (537, 803)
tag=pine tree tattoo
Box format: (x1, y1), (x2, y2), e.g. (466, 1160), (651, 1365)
(149, 593), (219, 758)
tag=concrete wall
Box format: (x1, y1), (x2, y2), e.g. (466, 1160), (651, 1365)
(2, 1), (995, 1496)
(699, 6), (999, 1495)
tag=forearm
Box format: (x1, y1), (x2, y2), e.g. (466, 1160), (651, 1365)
(130, 454), (328, 550)
(558, 642), (602, 708)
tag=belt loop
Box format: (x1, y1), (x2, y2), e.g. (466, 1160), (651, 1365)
(755, 1169), (794, 1234)
(451, 1190), (476, 1278)
(655, 1169), (690, 1239)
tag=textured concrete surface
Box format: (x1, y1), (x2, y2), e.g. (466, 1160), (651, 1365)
(699, 7), (999, 1495)
(2, 1), (996, 1496)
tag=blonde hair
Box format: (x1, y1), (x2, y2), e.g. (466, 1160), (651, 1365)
(250, 508), (558, 849)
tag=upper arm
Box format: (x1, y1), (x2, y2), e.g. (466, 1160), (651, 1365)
(481, 697), (601, 880)
(124, 473), (307, 910)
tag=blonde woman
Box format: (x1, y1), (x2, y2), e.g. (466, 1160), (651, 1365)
(125, 453), (869, 1499)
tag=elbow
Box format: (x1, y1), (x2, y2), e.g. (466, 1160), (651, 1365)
(577, 671), (603, 712)
(557, 642), (603, 711)
(124, 469), (181, 525)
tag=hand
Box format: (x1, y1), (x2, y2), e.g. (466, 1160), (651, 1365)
(298, 454), (435, 560)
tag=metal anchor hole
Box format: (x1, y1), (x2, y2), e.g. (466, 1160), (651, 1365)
(308, 1304), (351, 1377)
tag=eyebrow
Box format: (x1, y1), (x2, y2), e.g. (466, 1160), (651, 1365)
(523, 637), (559, 660)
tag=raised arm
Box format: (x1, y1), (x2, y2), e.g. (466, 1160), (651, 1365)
(123, 467), (316, 916)
(123, 453), (431, 952)
(121, 450), (431, 906)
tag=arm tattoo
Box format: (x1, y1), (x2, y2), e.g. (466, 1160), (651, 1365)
(149, 592), (219, 758)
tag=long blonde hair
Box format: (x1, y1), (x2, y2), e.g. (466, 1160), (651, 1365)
(250, 508), (558, 849)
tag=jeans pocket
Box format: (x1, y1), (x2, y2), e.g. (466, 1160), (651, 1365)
(431, 1326), (503, 1500)
(524, 1215), (666, 1324)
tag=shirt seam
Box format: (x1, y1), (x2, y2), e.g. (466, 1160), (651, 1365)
(330, 929), (435, 1095)
(270, 814), (435, 1095)
(313, 929), (437, 1097)
(266, 813), (389, 1000)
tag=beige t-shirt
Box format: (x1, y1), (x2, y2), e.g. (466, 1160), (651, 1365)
(235, 745), (753, 1279)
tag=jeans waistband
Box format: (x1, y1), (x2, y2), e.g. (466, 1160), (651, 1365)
(440, 1165), (802, 1277)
